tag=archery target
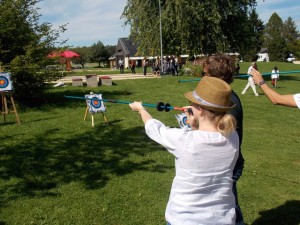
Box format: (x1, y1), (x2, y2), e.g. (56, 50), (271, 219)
(175, 113), (190, 128)
(0, 72), (13, 91)
(85, 93), (106, 113)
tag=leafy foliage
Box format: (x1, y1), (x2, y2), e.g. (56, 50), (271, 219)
(90, 41), (111, 67)
(121, 0), (262, 58)
(263, 13), (300, 61)
(0, 0), (66, 106)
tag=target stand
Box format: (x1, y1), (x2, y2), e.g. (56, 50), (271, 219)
(1, 91), (20, 124)
(83, 106), (108, 127)
(83, 93), (109, 127)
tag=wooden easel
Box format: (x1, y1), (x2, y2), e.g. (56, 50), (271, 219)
(83, 106), (108, 127)
(1, 91), (20, 124)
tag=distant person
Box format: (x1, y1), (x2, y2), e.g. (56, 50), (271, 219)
(235, 63), (240, 76)
(130, 60), (136, 74)
(129, 76), (239, 225)
(153, 57), (160, 77)
(142, 58), (148, 76)
(119, 58), (124, 74)
(271, 66), (279, 88)
(251, 68), (300, 109)
(241, 62), (259, 96)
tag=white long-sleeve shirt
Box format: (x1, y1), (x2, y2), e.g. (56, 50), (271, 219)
(294, 94), (300, 109)
(145, 119), (239, 225)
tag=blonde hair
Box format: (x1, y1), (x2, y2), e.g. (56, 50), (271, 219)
(207, 110), (236, 136)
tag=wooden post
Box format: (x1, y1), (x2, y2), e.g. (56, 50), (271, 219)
(1, 91), (20, 124)
(83, 107), (109, 127)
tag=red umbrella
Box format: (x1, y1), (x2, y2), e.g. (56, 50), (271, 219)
(60, 50), (80, 58)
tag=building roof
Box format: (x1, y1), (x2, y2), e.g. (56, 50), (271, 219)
(115, 37), (138, 57)
(259, 48), (268, 53)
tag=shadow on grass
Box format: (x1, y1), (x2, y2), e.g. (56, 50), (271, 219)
(0, 123), (172, 207)
(252, 200), (300, 225)
(14, 87), (134, 111)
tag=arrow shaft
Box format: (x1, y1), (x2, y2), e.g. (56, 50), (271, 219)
(179, 70), (300, 82)
(64, 95), (183, 112)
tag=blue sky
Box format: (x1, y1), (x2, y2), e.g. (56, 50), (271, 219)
(38, 0), (300, 47)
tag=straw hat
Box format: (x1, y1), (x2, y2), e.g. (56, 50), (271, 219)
(184, 76), (235, 112)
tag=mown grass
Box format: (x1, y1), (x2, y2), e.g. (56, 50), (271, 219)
(0, 62), (300, 225)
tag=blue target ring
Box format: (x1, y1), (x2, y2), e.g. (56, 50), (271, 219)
(0, 76), (9, 88)
(182, 116), (188, 126)
(91, 97), (102, 108)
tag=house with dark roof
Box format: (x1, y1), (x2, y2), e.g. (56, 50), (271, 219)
(109, 37), (141, 69)
(257, 48), (269, 62)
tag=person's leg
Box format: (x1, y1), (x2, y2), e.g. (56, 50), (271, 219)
(249, 77), (259, 96)
(241, 82), (250, 94)
(233, 181), (245, 225)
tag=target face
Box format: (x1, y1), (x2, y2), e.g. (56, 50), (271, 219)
(0, 76), (9, 88)
(175, 113), (190, 128)
(85, 93), (106, 113)
(0, 72), (12, 91)
(182, 116), (188, 126)
(91, 97), (102, 108)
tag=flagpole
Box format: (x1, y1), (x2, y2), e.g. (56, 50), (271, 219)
(159, 0), (163, 74)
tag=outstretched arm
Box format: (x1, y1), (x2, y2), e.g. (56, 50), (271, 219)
(250, 69), (297, 108)
(129, 102), (153, 124)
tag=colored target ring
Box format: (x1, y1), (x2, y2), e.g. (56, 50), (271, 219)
(90, 97), (102, 108)
(182, 116), (188, 126)
(0, 76), (9, 89)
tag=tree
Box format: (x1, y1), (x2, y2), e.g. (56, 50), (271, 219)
(71, 46), (92, 68)
(282, 17), (300, 58)
(121, 0), (260, 57)
(90, 41), (110, 67)
(263, 13), (286, 61)
(0, 0), (66, 106)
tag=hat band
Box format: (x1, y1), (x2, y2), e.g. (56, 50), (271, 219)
(192, 91), (228, 109)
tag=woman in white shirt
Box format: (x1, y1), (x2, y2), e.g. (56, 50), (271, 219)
(129, 76), (239, 225)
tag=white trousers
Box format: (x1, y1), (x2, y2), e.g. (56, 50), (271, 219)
(242, 76), (258, 95)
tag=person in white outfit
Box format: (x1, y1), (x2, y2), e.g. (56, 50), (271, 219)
(242, 62), (259, 96)
(129, 76), (239, 225)
(271, 66), (279, 88)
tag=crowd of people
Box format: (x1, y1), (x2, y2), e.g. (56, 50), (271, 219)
(140, 56), (183, 76)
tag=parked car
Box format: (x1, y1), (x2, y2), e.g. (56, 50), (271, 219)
(287, 57), (296, 62)
(287, 53), (296, 62)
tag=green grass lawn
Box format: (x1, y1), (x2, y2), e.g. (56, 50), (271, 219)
(0, 62), (300, 225)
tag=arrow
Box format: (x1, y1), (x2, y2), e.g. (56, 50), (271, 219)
(178, 70), (300, 83)
(64, 95), (185, 112)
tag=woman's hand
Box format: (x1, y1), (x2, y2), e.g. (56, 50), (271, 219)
(129, 101), (145, 112)
(250, 68), (264, 85)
